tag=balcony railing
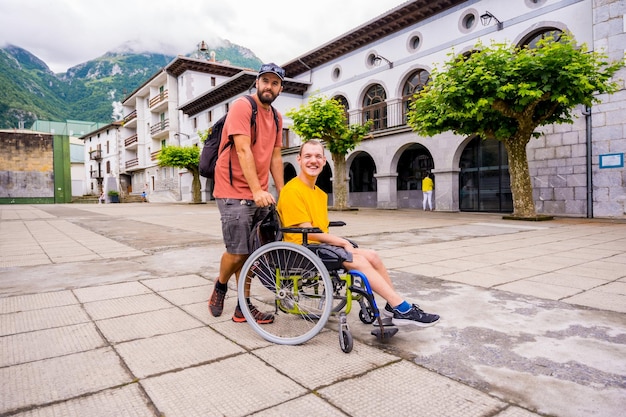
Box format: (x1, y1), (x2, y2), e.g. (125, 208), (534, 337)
(150, 119), (169, 136)
(151, 150), (161, 161)
(149, 90), (168, 108)
(90, 169), (102, 179)
(123, 110), (137, 124)
(89, 149), (102, 160)
(347, 99), (411, 133)
(124, 134), (138, 147)
(125, 158), (139, 169)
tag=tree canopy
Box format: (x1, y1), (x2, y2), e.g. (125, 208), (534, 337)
(286, 95), (372, 209)
(408, 33), (624, 218)
(158, 144), (202, 203)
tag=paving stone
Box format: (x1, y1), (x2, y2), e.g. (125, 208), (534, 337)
(0, 305), (90, 336)
(0, 348), (131, 414)
(0, 323), (105, 367)
(9, 385), (155, 417)
(318, 361), (505, 417)
(73, 281), (153, 303)
(96, 307), (203, 343)
(83, 293), (173, 320)
(142, 354), (307, 417)
(141, 274), (209, 291)
(116, 327), (244, 378)
(0, 290), (78, 314)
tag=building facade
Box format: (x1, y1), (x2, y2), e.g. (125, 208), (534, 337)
(119, 0), (625, 217)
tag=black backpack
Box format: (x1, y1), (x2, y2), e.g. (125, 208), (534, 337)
(199, 95), (279, 182)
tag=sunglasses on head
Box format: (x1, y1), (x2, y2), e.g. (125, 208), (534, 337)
(259, 64), (285, 79)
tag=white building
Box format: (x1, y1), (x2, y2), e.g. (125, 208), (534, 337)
(119, 0), (626, 217)
(81, 122), (122, 201)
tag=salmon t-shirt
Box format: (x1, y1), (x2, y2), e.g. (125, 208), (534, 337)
(212, 96), (282, 200)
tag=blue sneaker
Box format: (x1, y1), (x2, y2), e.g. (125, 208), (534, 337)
(393, 304), (440, 327)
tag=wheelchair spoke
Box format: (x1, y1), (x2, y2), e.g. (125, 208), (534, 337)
(238, 242), (333, 345)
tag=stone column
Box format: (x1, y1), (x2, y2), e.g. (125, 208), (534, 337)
(375, 172), (398, 209)
(432, 168), (460, 212)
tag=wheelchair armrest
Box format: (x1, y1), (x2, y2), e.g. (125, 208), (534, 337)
(329, 221), (346, 227)
(280, 227), (324, 234)
(280, 227), (324, 246)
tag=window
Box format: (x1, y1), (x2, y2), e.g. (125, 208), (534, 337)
(211, 77), (216, 86)
(106, 161), (111, 174)
(402, 69), (431, 123)
(362, 84), (387, 131)
(193, 117), (197, 129)
(408, 32), (423, 52)
(333, 95), (350, 124)
(519, 28), (564, 49)
(459, 9), (478, 33)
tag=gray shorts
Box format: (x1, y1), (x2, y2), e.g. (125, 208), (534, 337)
(306, 244), (354, 270)
(217, 198), (268, 255)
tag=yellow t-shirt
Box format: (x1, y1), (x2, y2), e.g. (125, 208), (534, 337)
(422, 176), (433, 192)
(277, 177), (329, 244)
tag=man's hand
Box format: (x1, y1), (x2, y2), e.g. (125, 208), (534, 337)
(253, 190), (276, 207)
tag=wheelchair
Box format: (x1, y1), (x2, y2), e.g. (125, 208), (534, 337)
(237, 221), (398, 353)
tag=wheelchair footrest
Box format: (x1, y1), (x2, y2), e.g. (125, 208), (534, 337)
(371, 325), (399, 341)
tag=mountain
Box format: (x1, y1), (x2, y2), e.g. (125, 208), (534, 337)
(0, 41), (263, 130)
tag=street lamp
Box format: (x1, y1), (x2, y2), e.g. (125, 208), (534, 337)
(480, 11), (503, 30)
(373, 54), (394, 69)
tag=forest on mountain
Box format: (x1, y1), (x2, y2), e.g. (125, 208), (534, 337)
(0, 42), (262, 130)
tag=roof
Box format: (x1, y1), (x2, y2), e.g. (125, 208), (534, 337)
(281, 0), (466, 77)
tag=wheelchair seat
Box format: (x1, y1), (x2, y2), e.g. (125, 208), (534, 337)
(305, 244), (345, 272)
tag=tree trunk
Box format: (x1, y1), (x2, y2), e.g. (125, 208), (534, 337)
(332, 153), (349, 209)
(503, 136), (536, 218)
(191, 170), (202, 204)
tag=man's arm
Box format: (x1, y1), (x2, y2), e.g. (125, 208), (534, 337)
(269, 146), (284, 194)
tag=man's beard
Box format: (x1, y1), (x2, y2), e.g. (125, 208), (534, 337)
(257, 90), (276, 105)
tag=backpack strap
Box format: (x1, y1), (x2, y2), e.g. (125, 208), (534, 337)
(227, 95), (279, 185)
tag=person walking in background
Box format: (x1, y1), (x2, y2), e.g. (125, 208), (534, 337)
(277, 140), (440, 327)
(422, 173), (434, 211)
(208, 63), (286, 324)
(98, 191), (105, 204)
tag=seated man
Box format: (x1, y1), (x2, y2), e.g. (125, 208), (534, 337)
(276, 140), (440, 327)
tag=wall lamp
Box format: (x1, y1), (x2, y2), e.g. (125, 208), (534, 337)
(480, 11), (503, 30)
(174, 132), (190, 139)
(373, 54), (394, 69)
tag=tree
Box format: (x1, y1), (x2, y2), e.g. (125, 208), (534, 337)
(408, 33), (624, 218)
(286, 95), (372, 209)
(157, 144), (202, 203)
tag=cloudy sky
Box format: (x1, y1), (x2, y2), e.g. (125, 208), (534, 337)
(0, 0), (408, 74)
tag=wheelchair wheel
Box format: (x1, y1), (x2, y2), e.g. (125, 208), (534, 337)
(238, 242), (334, 345)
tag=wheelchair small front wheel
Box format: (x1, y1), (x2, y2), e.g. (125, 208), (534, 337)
(238, 242), (334, 345)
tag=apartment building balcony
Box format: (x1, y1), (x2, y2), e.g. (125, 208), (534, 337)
(151, 150), (161, 161)
(150, 119), (169, 138)
(149, 90), (168, 113)
(124, 133), (138, 149)
(125, 158), (139, 171)
(123, 110), (137, 127)
(90, 169), (103, 179)
(89, 149), (102, 161)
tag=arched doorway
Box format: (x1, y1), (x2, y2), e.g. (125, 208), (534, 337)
(349, 152), (376, 207)
(284, 163), (297, 184)
(396, 144), (434, 209)
(459, 136), (512, 212)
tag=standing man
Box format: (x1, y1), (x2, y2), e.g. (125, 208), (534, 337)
(209, 63), (286, 324)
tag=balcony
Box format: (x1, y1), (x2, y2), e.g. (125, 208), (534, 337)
(347, 99), (411, 134)
(151, 150), (161, 161)
(124, 133), (138, 148)
(123, 110), (137, 127)
(149, 90), (168, 112)
(150, 119), (169, 138)
(90, 169), (102, 179)
(125, 158), (139, 170)
(89, 149), (102, 160)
